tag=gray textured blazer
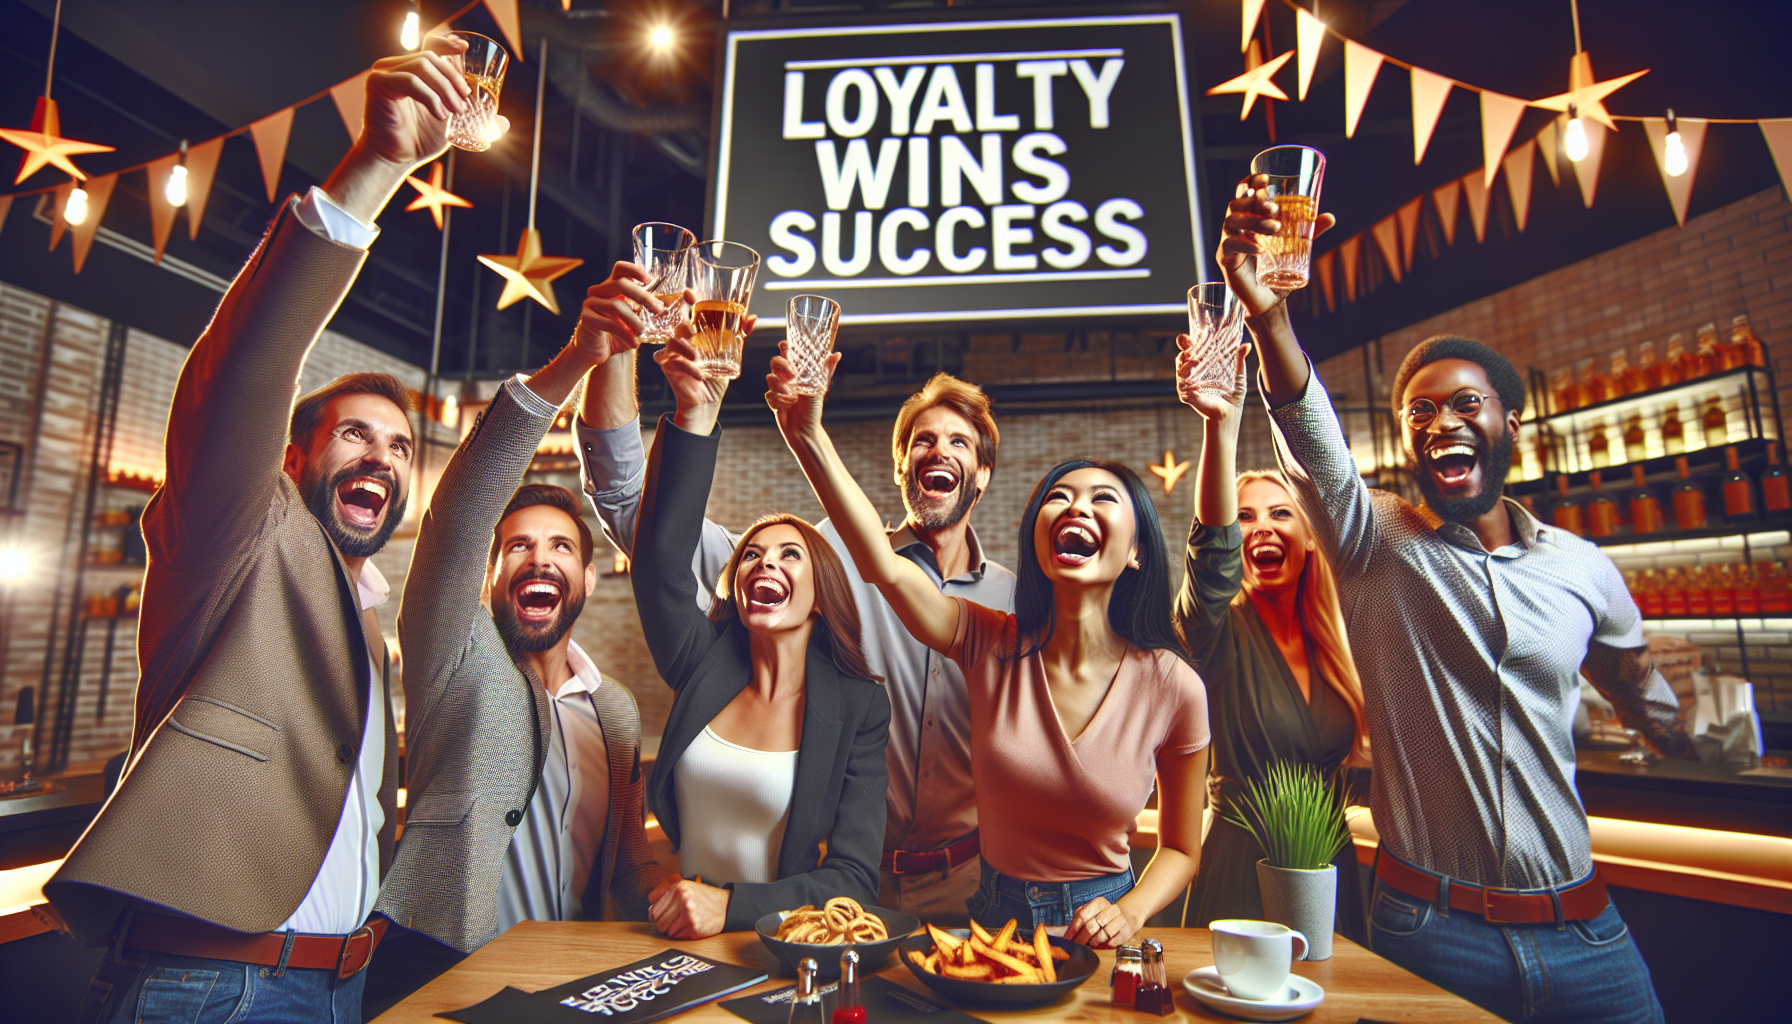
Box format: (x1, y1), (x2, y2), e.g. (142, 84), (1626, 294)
(376, 381), (661, 954)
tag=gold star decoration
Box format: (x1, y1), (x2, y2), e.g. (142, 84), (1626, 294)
(0, 98), (114, 185)
(1149, 450), (1191, 494)
(1531, 52), (1648, 132)
(404, 161), (472, 230)
(1206, 45), (1294, 121)
(477, 228), (584, 314)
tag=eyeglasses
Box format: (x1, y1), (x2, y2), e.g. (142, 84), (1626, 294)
(327, 423), (413, 463)
(1405, 388), (1492, 427)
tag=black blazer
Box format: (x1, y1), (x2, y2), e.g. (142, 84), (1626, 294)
(634, 415), (890, 931)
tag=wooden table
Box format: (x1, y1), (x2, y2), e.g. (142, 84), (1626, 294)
(374, 922), (1501, 1024)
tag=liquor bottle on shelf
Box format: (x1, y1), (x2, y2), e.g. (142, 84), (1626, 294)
(1552, 475), (1584, 536)
(1761, 440), (1790, 514)
(1663, 333), (1689, 385)
(1617, 346), (1647, 394)
(1587, 420), (1612, 468)
(1722, 446), (1757, 521)
(1693, 322), (1722, 377)
(1587, 472), (1620, 537)
(1573, 357), (1599, 408)
(1609, 348), (1634, 398)
(1630, 464), (1665, 534)
(1685, 566), (1712, 617)
(1637, 340), (1662, 390)
(1622, 411), (1648, 463)
(1700, 393), (1729, 449)
(1732, 314), (1766, 368)
(1662, 567), (1689, 616)
(1660, 403), (1687, 455)
(1734, 562), (1761, 616)
(1760, 561), (1792, 615)
(1637, 568), (1668, 618)
(1709, 564), (1737, 616)
(1550, 367), (1576, 415)
(1672, 456), (1707, 530)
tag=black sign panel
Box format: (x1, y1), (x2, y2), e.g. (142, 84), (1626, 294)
(712, 15), (1205, 327)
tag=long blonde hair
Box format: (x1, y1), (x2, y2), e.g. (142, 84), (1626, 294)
(1234, 470), (1371, 767)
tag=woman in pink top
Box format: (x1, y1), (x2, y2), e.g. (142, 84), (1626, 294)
(770, 352), (1211, 949)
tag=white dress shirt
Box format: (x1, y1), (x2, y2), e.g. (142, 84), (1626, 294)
(496, 640), (612, 929)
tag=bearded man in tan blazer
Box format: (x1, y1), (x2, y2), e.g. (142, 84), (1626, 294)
(47, 34), (477, 1024)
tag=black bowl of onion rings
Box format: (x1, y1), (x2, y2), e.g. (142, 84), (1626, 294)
(755, 898), (921, 980)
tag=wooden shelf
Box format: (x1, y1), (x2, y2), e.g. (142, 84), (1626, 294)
(1535, 364), (1771, 425)
(1507, 436), (1775, 496)
(1585, 517), (1792, 548)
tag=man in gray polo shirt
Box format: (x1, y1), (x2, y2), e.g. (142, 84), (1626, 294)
(574, 340), (1013, 926)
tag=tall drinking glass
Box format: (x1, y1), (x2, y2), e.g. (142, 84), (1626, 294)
(633, 223), (695, 344)
(1180, 283), (1247, 401)
(786, 295), (841, 396)
(688, 241), (760, 380)
(1249, 145), (1325, 289)
(446, 32), (508, 152)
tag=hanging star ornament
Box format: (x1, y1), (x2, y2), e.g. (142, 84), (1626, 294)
(1206, 46), (1293, 120)
(1531, 52), (1648, 132)
(1149, 450), (1191, 494)
(404, 161), (472, 229)
(477, 228), (584, 314)
(0, 98), (114, 185)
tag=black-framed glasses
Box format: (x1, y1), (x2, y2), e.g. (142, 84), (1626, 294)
(1405, 388), (1491, 427)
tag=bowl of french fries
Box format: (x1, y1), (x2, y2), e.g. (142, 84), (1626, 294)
(755, 897), (920, 980)
(900, 920), (1099, 1005)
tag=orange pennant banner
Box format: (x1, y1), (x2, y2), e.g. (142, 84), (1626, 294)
(1462, 170), (1492, 243)
(1480, 92), (1527, 187)
(1762, 120), (1792, 203)
(1410, 67), (1453, 165)
(1536, 119), (1561, 187)
(146, 153), (181, 263)
(0, 194), (12, 241)
(184, 137), (223, 240)
(1339, 234), (1362, 302)
(250, 108), (295, 203)
(70, 173), (118, 273)
(1295, 6), (1326, 101)
(484, 0), (524, 60)
(1241, 0), (1268, 52)
(330, 71), (370, 143)
(1503, 140), (1536, 232)
(1432, 179), (1462, 247)
(1314, 249), (1336, 313)
(49, 179), (75, 251)
(1395, 196), (1424, 271)
(1344, 40), (1384, 139)
(1370, 215), (1402, 284)
(1572, 119), (1608, 208)
(1643, 116), (1709, 226)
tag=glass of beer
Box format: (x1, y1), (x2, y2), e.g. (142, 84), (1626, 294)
(632, 223), (696, 344)
(688, 241), (759, 380)
(1181, 283), (1247, 401)
(446, 32), (508, 152)
(1249, 145), (1325, 289)
(786, 294), (841, 396)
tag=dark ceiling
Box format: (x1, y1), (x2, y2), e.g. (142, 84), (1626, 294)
(1, 0), (1788, 387)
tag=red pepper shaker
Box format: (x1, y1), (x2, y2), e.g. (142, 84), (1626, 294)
(1111, 944), (1142, 1008)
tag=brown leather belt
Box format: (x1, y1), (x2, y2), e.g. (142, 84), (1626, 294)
(1376, 849), (1609, 925)
(124, 913), (389, 979)
(882, 833), (980, 875)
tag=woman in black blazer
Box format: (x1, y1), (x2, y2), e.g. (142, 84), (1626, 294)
(633, 383), (890, 939)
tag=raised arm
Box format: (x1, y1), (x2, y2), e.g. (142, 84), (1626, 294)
(1582, 560), (1695, 760)
(764, 346), (958, 652)
(631, 414), (729, 692)
(1216, 173), (1336, 406)
(1173, 338), (1249, 669)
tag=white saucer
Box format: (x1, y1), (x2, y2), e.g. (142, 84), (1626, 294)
(1182, 966), (1325, 1021)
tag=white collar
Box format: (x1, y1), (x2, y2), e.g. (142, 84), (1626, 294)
(554, 640), (604, 700)
(357, 559), (390, 612)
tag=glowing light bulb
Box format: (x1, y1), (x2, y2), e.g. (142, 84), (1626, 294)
(441, 393), (459, 428)
(649, 25), (673, 51)
(1565, 115), (1588, 162)
(401, 8), (420, 50)
(165, 163), (189, 207)
(1663, 109), (1687, 177)
(0, 546), (30, 583)
(64, 187), (90, 225)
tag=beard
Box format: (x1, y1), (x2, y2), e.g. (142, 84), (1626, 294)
(1406, 430), (1514, 524)
(902, 460), (981, 532)
(301, 461), (406, 560)
(494, 566), (588, 655)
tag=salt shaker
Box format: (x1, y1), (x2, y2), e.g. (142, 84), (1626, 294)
(1135, 938), (1174, 1016)
(1111, 944), (1143, 1008)
(787, 958), (827, 1024)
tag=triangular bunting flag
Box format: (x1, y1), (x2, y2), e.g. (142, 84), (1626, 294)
(1763, 120), (1792, 201)
(1503, 140), (1536, 232)
(1432, 179), (1462, 247)
(70, 173), (118, 273)
(1241, 0), (1268, 52)
(1295, 6), (1326, 101)
(1410, 66), (1453, 165)
(0, 194), (12, 240)
(330, 71), (370, 143)
(184, 137), (223, 240)
(249, 108), (295, 203)
(1480, 92), (1527, 187)
(1396, 196), (1424, 271)
(1572, 119), (1608, 208)
(1462, 169), (1492, 243)
(146, 153), (181, 263)
(49, 179), (75, 250)
(1314, 249), (1336, 312)
(1344, 40), (1385, 139)
(484, 0), (524, 60)
(1339, 234), (1362, 302)
(1536, 119), (1561, 186)
(1370, 215), (1402, 283)
(1642, 116), (1709, 226)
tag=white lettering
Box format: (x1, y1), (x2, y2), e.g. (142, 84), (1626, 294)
(907, 137), (929, 207)
(974, 63), (1020, 132)
(815, 138), (903, 210)
(874, 66), (926, 136)
(1014, 60), (1068, 130)
(935, 206), (987, 273)
(913, 65), (972, 135)
(992, 204), (1037, 271)
(767, 210), (817, 276)
(879, 208), (931, 275)
(824, 69), (878, 138)
(939, 134), (1003, 207)
(1011, 132), (1069, 204)
(1040, 200), (1091, 268)
(782, 72), (825, 140)
(1095, 198), (1147, 266)
(823, 211), (874, 276)
(1069, 58), (1125, 129)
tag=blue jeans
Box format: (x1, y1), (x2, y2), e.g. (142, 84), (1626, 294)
(1368, 878), (1664, 1024)
(78, 947), (367, 1024)
(966, 860), (1134, 930)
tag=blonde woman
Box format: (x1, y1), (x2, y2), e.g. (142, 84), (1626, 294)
(1174, 340), (1369, 939)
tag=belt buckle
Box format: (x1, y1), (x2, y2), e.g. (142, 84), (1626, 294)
(1479, 886), (1522, 925)
(337, 924), (375, 979)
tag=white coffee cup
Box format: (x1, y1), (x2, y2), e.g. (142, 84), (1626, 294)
(1210, 919), (1309, 1001)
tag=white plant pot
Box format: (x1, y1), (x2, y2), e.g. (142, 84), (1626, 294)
(1256, 860), (1336, 961)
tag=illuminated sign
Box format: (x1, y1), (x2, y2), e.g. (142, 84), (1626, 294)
(712, 15), (1205, 326)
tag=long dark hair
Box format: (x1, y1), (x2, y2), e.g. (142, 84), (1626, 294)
(708, 513), (882, 683)
(1010, 459), (1184, 661)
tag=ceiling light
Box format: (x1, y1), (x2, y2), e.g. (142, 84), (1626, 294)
(401, 2), (421, 51)
(165, 140), (189, 207)
(64, 187), (89, 226)
(1564, 104), (1588, 163)
(650, 25), (674, 51)
(0, 546), (30, 584)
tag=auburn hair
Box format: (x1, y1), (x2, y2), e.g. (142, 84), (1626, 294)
(1234, 470), (1372, 767)
(890, 374), (1000, 478)
(707, 514), (881, 683)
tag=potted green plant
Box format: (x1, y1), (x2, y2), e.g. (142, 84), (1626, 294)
(1222, 759), (1351, 961)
